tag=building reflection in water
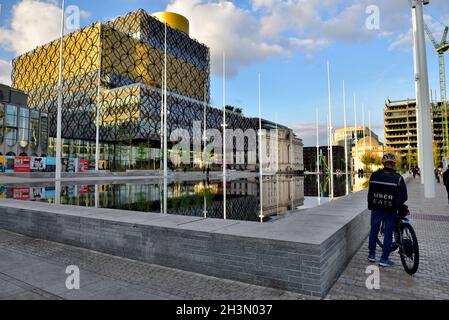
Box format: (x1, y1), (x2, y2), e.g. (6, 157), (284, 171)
(0, 175), (305, 222)
(0, 174), (370, 222)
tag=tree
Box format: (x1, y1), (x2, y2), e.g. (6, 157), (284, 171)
(361, 152), (382, 172)
(136, 142), (147, 169)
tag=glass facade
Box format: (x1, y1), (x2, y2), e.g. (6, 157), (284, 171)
(9, 9), (277, 170)
(30, 110), (40, 149)
(18, 108), (30, 148)
(0, 103), (48, 155)
(40, 113), (48, 151)
(6, 104), (17, 127)
(5, 105), (18, 147)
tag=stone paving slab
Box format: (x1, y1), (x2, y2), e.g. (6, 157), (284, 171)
(0, 229), (307, 300)
(326, 179), (449, 300)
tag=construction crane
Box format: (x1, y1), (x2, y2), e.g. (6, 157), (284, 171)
(424, 23), (449, 158)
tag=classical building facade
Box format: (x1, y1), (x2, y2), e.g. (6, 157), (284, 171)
(352, 136), (385, 173)
(333, 126), (381, 171)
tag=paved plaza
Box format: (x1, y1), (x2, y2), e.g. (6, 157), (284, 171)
(327, 179), (449, 300)
(0, 178), (448, 300)
(0, 229), (306, 300)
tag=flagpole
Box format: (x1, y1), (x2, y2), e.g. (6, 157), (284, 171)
(316, 108), (321, 202)
(222, 52), (227, 220)
(160, 68), (163, 215)
(327, 61), (334, 200)
(55, 0), (65, 180)
(163, 22), (168, 215)
(203, 81), (208, 218)
(343, 80), (349, 195)
(258, 73), (263, 222)
(160, 69), (163, 173)
(362, 103), (366, 141)
(369, 111), (372, 150)
(275, 112), (279, 216)
(354, 93), (358, 171)
(95, 22), (102, 172)
(164, 22), (168, 178)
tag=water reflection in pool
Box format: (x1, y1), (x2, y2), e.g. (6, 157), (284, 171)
(0, 173), (368, 222)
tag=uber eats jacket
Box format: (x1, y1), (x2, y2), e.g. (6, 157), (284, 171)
(368, 167), (408, 214)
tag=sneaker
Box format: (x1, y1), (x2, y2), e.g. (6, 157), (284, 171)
(368, 254), (376, 263)
(379, 259), (395, 267)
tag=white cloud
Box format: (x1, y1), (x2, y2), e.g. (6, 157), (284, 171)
(0, 0), (62, 56)
(388, 14), (447, 51)
(166, 0), (444, 77)
(389, 29), (413, 51)
(166, 0), (287, 77)
(0, 0), (90, 85)
(0, 59), (12, 85)
(0, 0), (91, 56)
(292, 122), (329, 147)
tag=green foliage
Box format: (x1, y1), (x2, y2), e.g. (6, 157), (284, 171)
(361, 152), (382, 172)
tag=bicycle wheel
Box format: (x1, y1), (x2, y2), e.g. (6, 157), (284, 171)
(399, 223), (419, 275)
(376, 222), (399, 252)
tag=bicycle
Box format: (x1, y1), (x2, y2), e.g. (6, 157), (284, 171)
(376, 215), (420, 275)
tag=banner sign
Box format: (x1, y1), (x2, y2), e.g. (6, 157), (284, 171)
(30, 157), (46, 172)
(14, 157), (31, 173)
(13, 187), (30, 200)
(79, 159), (88, 172)
(5, 156), (14, 173)
(67, 158), (79, 173)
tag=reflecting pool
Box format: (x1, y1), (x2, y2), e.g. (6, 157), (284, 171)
(0, 173), (368, 222)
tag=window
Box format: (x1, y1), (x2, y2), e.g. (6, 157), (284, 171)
(40, 113), (48, 150)
(18, 108), (30, 148)
(30, 110), (40, 149)
(5, 127), (17, 147)
(5, 105), (18, 147)
(6, 104), (18, 127)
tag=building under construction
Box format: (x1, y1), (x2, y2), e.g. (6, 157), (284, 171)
(384, 99), (449, 169)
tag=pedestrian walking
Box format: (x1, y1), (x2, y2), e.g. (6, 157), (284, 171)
(435, 168), (441, 184)
(412, 167), (417, 179)
(443, 165), (449, 204)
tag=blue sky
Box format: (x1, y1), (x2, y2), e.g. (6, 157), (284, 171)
(0, 0), (448, 146)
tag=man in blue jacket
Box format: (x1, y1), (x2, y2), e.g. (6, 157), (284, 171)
(367, 153), (409, 267)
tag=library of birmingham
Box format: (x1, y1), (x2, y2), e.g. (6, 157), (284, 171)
(10, 10), (303, 171)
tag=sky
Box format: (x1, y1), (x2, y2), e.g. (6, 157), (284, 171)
(0, 0), (448, 146)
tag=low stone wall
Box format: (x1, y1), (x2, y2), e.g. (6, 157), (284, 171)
(0, 184), (374, 298)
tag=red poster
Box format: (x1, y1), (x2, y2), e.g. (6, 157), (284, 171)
(79, 159), (88, 172)
(13, 187), (30, 201)
(79, 185), (89, 195)
(14, 157), (31, 173)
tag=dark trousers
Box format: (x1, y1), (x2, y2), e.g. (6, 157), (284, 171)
(446, 186), (449, 201)
(369, 211), (397, 261)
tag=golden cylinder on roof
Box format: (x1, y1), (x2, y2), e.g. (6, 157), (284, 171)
(152, 12), (189, 35)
